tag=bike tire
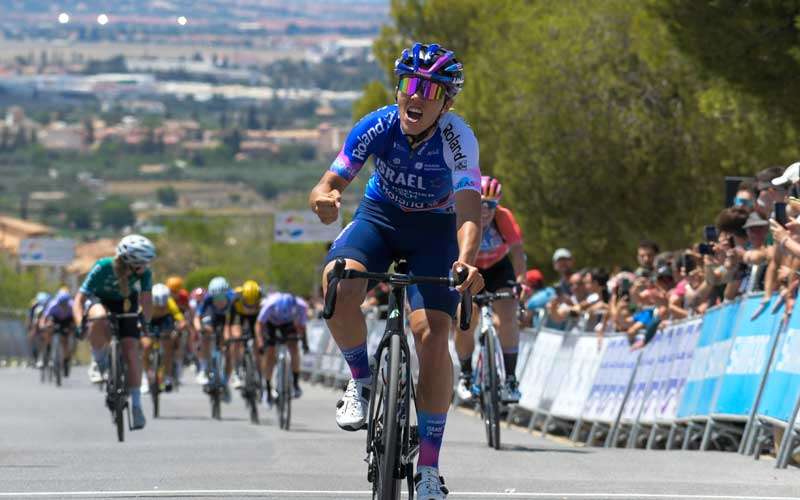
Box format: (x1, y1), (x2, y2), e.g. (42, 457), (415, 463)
(52, 336), (62, 387)
(477, 350), (493, 448)
(151, 348), (161, 419)
(279, 355), (292, 430)
(486, 331), (501, 450)
(244, 351), (259, 424)
(40, 344), (49, 384)
(111, 341), (125, 443)
(211, 353), (222, 420)
(379, 334), (402, 500)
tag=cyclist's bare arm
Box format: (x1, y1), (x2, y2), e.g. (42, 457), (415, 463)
(454, 190), (483, 293)
(73, 291), (87, 326)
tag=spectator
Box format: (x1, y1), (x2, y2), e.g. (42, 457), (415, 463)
(635, 240), (659, 278)
(552, 248), (574, 294)
(733, 179), (757, 209)
(754, 166), (789, 219)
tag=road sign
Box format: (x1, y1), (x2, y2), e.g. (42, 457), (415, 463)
(18, 238), (76, 266)
(274, 211), (341, 243)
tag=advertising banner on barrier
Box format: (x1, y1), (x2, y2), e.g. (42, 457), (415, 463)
(516, 329), (538, 380)
(620, 331), (660, 423)
(758, 297), (800, 422)
(518, 329), (564, 412)
(677, 303), (730, 419)
(713, 294), (783, 417)
(581, 336), (641, 424)
(639, 327), (674, 424)
(550, 335), (606, 419)
(538, 332), (580, 415)
(657, 318), (702, 422)
(302, 320), (330, 372)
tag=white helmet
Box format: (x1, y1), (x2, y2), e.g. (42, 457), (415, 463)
(116, 234), (156, 266)
(208, 276), (230, 297)
(152, 283), (170, 307)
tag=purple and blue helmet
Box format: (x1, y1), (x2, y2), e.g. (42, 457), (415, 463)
(394, 43), (464, 98)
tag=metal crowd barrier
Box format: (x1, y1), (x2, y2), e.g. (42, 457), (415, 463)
(300, 294), (800, 467)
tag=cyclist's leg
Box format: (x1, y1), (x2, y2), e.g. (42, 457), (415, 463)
(141, 333), (153, 381)
(405, 213), (459, 472)
(163, 327), (176, 387)
(323, 214), (391, 380)
(488, 256), (521, 385)
(41, 319), (54, 363)
(286, 336), (301, 392)
(226, 315), (243, 381)
(262, 323), (278, 394)
(86, 303), (111, 372)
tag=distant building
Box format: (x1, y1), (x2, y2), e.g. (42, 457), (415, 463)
(38, 121), (85, 152)
(0, 214), (54, 258)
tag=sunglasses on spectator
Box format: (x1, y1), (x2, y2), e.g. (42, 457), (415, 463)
(734, 197), (754, 208)
(482, 200), (499, 209)
(398, 76), (447, 101)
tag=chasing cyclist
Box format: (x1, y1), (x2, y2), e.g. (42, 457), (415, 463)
(27, 292), (50, 368)
(229, 280), (263, 390)
(255, 292), (308, 405)
(193, 277), (234, 402)
(39, 289), (76, 376)
(73, 235), (156, 430)
(309, 42), (484, 498)
(455, 176), (527, 404)
(142, 283), (187, 393)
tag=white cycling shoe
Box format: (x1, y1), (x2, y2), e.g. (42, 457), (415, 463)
(415, 466), (448, 499)
(231, 372), (243, 390)
(455, 376), (473, 403)
(195, 371), (209, 385)
(88, 361), (103, 384)
(336, 378), (370, 431)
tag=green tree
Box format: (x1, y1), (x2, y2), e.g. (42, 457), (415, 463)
(352, 80), (393, 122)
(268, 242), (327, 296)
(156, 186), (179, 207)
(99, 196), (135, 229)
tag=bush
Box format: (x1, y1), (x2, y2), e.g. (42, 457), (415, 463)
(99, 196), (134, 229)
(156, 186), (178, 207)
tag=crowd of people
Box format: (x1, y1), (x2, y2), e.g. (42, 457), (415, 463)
(521, 163), (800, 348)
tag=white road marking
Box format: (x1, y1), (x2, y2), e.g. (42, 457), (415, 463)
(0, 491), (798, 499)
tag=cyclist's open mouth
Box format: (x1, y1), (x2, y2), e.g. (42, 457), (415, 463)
(406, 106), (423, 123)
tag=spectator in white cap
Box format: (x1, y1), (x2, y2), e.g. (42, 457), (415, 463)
(552, 248), (573, 294)
(772, 161), (800, 188)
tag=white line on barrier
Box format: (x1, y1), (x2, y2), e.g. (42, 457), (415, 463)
(0, 490), (799, 499)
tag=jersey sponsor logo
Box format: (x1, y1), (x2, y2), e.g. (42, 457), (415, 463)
(455, 161), (468, 171)
(393, 158), (401, 165)
(352, 110), (395, 162)
(442, 122), (467, 165)
(375, 158), (426, 190)
(414, 162), (424, 170)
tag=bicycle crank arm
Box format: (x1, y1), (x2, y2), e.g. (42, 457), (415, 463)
(401, 445), (419, 465)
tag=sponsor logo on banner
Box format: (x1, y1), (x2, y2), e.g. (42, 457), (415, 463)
(776, 328), (800, 374)
(726, 335), (771, 375)
(275, 211), (342, 243)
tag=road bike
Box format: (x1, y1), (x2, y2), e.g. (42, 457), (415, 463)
(146, 321), (173, 419)
(324, 258), (470, 499)
(469, 288), (517, 450)
(272, 328), (303, 431)
(204, 322), (227, 420)
(94, 311), (141, 442)
(227, 322), (261, 424)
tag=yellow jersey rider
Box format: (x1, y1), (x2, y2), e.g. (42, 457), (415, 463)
(228, 280), (263, 390)
(142, 283), (187, 393)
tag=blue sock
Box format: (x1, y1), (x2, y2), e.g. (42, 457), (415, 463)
(341, 343), (371, 382)
(199, 359), (208, 373)
(417, 411), (447, 469)
(130, 388), (141, 409)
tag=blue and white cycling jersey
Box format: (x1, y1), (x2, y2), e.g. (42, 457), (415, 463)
(329, 104), (481, 213)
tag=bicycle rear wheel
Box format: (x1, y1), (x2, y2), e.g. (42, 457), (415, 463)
(40, 344), (49, 384)
(485, 332), (501, 450)
(151, 347), (161, 418)
(243, 350), (259, 424)
(375, 334), (402, 500)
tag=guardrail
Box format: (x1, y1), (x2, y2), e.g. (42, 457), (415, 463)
(301, 294), (800, 468)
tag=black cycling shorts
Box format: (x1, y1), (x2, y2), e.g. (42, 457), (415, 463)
(92, 295), (141, 339)
(263, 322), (298, 347)
(51, 317), (75, 335)
(231, 310), (258, 336)
(480, 255), (517, 293)
(201, 313), (228, 331)
(148, 315), (175, 339)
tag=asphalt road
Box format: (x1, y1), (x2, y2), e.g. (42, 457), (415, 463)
(1, 367), (799, 500)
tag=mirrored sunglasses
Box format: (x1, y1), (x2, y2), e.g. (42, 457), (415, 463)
(482, 200), (499, 209)
(398, 76), (446, 101)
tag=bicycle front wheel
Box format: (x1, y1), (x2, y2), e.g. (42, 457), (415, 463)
(243, 351), (259, 424)
(377, 334), (402, 500)
(278, 354), (292, 430)
(52, 335), (62, 387)
(111, 341), (125, 442)
(485, 332), (501, 450)
(151, 347), (161, 418)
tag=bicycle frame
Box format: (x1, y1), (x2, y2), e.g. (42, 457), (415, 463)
(475, 304), (507, 390)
